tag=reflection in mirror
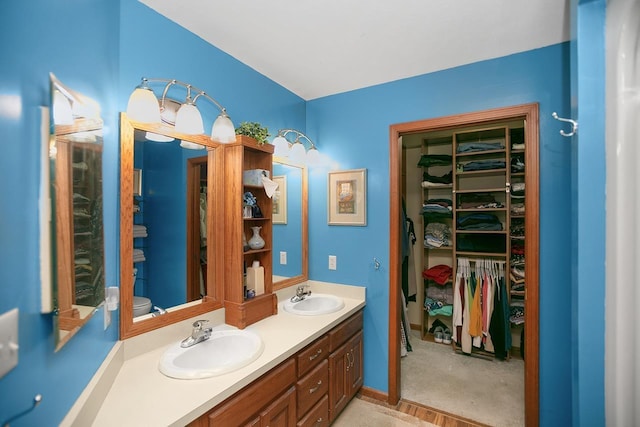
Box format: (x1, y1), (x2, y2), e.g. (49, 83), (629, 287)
(131, 132), (207, 317)
(49, 73), (105, 350)
(120, 114), (224, 339)
(271, 157), (308, 290)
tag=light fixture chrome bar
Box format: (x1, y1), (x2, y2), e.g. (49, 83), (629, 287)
(144, 77), (228, 115)
(276, 129), (318, 149)
(128, 77), (236, 143)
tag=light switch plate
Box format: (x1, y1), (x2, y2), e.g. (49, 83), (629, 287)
(0, 308), (19, 378)
(280, 251), (287, 265)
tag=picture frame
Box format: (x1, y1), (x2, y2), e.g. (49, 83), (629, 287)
(328, 168), (367, 226)
(272, 175), (287, 224)
(133, 168), (142, 197)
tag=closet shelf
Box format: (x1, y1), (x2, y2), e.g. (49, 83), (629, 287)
(455, 251), (507, 258)
(455, 168), (508, 176)
(455, 148), (506, 157)
(454, 188), (507, 194)
(424, 245), (453, 250)
(456, 208), (507, 212)
(455, 230), (507, 234)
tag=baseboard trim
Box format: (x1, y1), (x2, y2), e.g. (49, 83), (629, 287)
(358, 386), (388, 403)
(410, 323), (421, 331)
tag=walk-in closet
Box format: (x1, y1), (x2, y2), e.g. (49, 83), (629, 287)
(392, 104), (539, 426)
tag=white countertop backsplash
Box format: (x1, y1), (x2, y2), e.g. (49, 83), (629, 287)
(62, 281), (366, 427)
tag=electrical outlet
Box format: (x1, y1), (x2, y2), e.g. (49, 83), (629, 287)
(329, 255), (337, 270)
(280, 251), (287, 265)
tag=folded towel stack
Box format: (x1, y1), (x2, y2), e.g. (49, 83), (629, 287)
(133, 224), (148, 238)
(133, 248), (146, 263)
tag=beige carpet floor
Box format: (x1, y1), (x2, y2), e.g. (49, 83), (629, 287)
(333, 398), (438, 427)
(401, 330), (524, 427)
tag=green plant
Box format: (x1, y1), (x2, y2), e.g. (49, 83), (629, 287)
(235, 122), (270, 145)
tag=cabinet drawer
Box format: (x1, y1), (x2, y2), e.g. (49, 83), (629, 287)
(206, 358), (296, 426)
(296, 359), (328, 416)
(297, 335), (329, 377)
(297, 395), (329, 427)
(328, 310), (363, 352)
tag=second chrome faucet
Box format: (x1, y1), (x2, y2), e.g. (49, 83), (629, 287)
(180, 319), (213, 348)
(290, 284), (311, 303)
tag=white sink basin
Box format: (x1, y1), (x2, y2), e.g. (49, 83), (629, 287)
(283, 293), (345, 316)
(159, 328), (264, 379)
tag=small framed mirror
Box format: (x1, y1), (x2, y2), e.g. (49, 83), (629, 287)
(119, 114), (224, 339)
(49, 73), (106, 350)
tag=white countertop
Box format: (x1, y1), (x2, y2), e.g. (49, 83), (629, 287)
(67, 282), (365, 427)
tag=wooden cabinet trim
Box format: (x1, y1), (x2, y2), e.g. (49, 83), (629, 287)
(296, 359), (328, 417)
(328, 311), (363, 352)
(297, 335), (329, 377)
(205, 359), (295, 426)
(296, 395), (329, 427)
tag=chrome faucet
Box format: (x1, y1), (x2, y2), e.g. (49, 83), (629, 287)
(151, 305), (167, 317)
(180, 319), (213, 348)
(290, 284), (311, 303)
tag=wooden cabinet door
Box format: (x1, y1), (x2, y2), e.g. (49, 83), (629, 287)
(260, 386), (297, 427)
(328, 342), (349, 422)
(347, 331), (364, 398)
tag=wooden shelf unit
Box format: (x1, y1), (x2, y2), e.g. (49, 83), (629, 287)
(223, 135), (277, 329)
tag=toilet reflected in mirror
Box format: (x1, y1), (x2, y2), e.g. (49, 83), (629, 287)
(133, 296), (152, 317)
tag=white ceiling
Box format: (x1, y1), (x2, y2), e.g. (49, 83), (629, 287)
(140, 0), (570, 100)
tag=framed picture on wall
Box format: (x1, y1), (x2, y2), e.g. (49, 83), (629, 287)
(328, 168), (367, 226)
(133, 168), (142, 197)
(272, 175), (287, 224)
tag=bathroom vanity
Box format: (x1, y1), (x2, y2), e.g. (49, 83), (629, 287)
(62, 282), (365, 426)
(190, 310), (363, 426)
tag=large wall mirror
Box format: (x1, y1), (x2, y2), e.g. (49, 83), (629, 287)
(49, 74), (106, 351)
(271, 157), (308, 290)
(119, 114), (224, 339)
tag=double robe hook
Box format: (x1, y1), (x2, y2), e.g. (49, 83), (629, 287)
(552, 112), (578, 137)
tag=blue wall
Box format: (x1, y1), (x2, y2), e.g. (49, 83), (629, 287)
(0, 1), (120, 424)
(571, 0), (606, 425)
(306, 43), (574, 421)
(0, 0), (606, 425)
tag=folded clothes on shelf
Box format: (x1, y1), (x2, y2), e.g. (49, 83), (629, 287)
(422, 264), (452, 285)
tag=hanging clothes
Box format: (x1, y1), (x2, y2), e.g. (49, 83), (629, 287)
(453, 257), (508, 358)
(401, 198), (417, 302)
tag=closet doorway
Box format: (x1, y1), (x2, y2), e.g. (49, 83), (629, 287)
(388, 104), (539, 426)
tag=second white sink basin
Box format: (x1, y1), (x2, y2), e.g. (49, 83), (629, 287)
(283, 293), (345, 316)
(159, 327), (264, 380)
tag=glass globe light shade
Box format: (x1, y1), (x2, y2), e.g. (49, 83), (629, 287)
(180, 140), (206, 150)
(145, 132), (174, 142)
(126, 87), (161, 123)
(174, 102), (204, 134)
(211, 112), (236, 143)
(272, 136), (290, 157)
(306, 147), (321, 166)
(289, 141), (307, 164)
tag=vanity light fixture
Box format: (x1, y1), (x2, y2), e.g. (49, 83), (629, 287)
(126, 77), (236, 145)
(272, 129), (321, 166)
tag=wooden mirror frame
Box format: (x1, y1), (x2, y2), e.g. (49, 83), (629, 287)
(119, 113), (224, 339)
(271, 156), (309, 291)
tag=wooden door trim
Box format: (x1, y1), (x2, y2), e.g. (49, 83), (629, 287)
(388, 103), (539, 426)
